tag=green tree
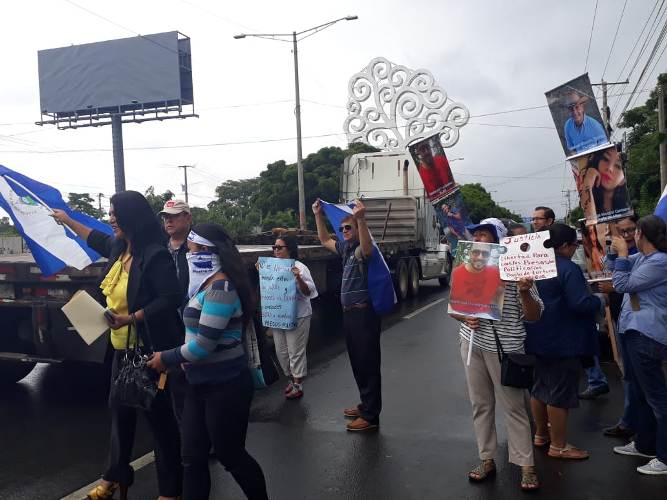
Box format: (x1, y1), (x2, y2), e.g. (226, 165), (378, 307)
(144, 186), (174, 214)
(566, 206), (584, 226)
(458, 183), (521, 223)
(0, 217), (18, 236)
(67, 192), (103, 219)
(618, 72), (666, 217)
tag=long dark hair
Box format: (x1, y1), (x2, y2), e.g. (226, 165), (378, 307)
(191, 223), (255, 324)
(110, 191), (164, 254)
(278, 234), (299, 260)
(587, 149), (628, 214)
(637, 215), (667, 252)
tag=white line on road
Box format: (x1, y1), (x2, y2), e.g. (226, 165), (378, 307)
(60, 452), (155, 500)
(402, 298), (445, 319)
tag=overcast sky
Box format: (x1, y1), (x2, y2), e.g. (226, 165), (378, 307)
(1, 0), (664, 219)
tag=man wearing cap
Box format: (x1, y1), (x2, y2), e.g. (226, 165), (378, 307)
(449, 217), (543, 491)
(563, 90), (608, 155)
(159, 199), (192, 425)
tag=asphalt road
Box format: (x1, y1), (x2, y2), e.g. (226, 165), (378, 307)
(1, 281), (665, 499)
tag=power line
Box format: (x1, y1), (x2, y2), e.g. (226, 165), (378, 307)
(601, 0), (629, 79)
(584, 0), (599, 72)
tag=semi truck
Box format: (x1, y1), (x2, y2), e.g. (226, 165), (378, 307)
(0, 150), (451, 384)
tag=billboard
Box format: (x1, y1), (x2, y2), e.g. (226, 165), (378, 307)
(37, 31), (193, 119)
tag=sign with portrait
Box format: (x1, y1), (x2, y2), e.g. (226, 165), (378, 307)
(545, 73), (611, 158)
(258, 256), (298, 330)
(433, 189), (472, 252)
(408, 133), (457, 203)
(448, 241), (506, 321)
(499, 231), (557, 281)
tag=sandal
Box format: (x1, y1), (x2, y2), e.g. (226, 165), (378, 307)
(520, 467), (540, 491)
(468, 459), (496, 482)
(533, 434), (550, 448)
(548, 444), (589, 460)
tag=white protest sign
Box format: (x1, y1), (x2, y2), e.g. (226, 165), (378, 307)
(499, 231), (557, 281)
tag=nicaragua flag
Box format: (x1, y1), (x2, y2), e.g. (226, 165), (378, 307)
(0, 165), (113, 276)
(655, 184), (667, 224)
(320, 200), (397, 315)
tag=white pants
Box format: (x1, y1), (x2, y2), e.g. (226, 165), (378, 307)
(270, 316), (311, 379)
(460, 339), (534, 466)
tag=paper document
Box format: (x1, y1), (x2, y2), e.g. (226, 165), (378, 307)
(61, 290), (109, 345)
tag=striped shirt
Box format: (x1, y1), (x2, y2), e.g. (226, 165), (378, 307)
(162, 279), (246, 384)
(458, 282), (543, 353)
(336, 240), (369, 307)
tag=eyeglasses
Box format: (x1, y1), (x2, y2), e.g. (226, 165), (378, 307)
(272, 245), (287, 251)
(471, 249), (490, 258)
(619, 227), (637, 236)
(338, 224), (353, 232)
(531, 217), (547, 222)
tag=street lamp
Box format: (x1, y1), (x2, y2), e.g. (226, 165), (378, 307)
(234, 16), (358, 231)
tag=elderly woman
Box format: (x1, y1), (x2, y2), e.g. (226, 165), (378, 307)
(609, 215), (667, 475)
(525, 223), (604, 460)
(448, 217), (543, 492)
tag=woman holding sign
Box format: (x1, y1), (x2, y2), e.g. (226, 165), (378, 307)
(147, 223), (268, 500)
(264, 235), (318, 399)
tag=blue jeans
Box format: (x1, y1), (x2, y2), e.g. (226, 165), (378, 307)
(585, 356), (609, 389)
(623, 330), (667, 463)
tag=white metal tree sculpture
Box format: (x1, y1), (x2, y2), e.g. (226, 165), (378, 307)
(343, 57), (469, 151)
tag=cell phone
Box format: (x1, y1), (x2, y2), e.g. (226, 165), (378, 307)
(104, 308), (117, 322)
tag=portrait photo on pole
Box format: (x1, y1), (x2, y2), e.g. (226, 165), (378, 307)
(448, 241), (505, 321)
(433, 188), (472, 252)
(572, 143), (633, 225)
(545, 73), (610, 157)
(408, 133), (456, 202)
(579, 222), (611, 280)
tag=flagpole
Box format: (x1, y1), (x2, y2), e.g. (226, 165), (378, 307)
(4, 175), (78, 238)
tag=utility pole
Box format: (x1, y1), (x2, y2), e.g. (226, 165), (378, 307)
(658, 83), (666, 191)
(562, 189), (572, 218)
(292, 31), (306, 231)
(178, 165), (193, 204)
(97, 193), (104, 218)
(592, 79), (628, 137)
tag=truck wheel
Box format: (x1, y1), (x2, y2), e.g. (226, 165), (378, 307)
(394, 260), (409, 301)
(0, 320), (36, 385)
(408, 258), (420, 297)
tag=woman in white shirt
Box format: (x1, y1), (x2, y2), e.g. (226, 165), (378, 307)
(267, 235), (318, 399)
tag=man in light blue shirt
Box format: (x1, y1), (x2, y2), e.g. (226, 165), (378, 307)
(563, 91), (608, 155)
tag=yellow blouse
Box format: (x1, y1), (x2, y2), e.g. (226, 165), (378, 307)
(100, 253), (136, 350)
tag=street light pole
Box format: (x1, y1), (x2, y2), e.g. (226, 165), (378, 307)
(234, 16), (358, 231)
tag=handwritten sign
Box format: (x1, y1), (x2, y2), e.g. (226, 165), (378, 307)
(258, 256), (297, 330)
(499, 231), (557, 281)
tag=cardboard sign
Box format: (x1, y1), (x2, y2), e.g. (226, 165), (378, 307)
(258, 256), (298, 330)
(499, 231), (557, 281)
(448, 241), (506, 321)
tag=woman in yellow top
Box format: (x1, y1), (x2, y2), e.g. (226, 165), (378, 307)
(53, 191), (184, 500)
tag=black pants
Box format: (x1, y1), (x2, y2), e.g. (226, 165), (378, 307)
(169, 365), (188, 426)
(181, 369), (268, 500)
(104, 351), (182, 496)
(343, 307), (382, 424)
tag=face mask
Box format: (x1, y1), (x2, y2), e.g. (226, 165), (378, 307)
(187, 251), (221, 298)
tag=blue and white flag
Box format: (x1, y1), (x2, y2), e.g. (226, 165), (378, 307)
(0, 165), (113, 276)
(655, 184), (667, 224)
(320, 200), (397, 315)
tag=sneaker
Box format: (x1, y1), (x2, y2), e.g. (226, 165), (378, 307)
(637, 458), (667, 475)
(346, 417), (378, 432)
(603, 424), (635, 439)
(578, 384), (610, 399)
(613, 441), (656, 458)
(284, 381), (294, 395)
(285, 383), (303, 400)
(343, 406), (361, 418)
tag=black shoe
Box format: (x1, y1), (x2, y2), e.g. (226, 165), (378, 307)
(578, 384), (610, 399)
(603, 424), (635, 439)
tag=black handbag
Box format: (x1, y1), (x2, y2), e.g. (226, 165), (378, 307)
(109, 318), (159, 410)
(492, 325), (535, 389)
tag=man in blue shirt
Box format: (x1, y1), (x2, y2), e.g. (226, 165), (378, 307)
(563, 91), (608, 155)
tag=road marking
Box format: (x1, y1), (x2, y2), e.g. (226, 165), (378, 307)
(402, 298), (445, 319)
(60, 452), (155, 500)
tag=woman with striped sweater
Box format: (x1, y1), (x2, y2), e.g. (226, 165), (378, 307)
(148, 223), (268, 500)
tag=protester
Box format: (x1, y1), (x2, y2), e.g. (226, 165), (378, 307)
(265, 234), (318, 399)
(599, 216), (639, 438)
(52, 191), (183, 500)
(531, 206), (555, 232)
(160, 198), (192, 425)
(313, 198), (381, 432)
(525, 223), (604, 460)
(148, 223), (269, 499)
(449, 217), (543, 491)
(608, 215), (667, 475)
(562, 90), (608, 155)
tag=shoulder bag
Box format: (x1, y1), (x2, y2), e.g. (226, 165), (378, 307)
(492, 325), (535, 390)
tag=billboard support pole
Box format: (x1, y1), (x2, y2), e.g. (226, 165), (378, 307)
(658, 84), (666, 191)
(111, 114), (126, 193)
